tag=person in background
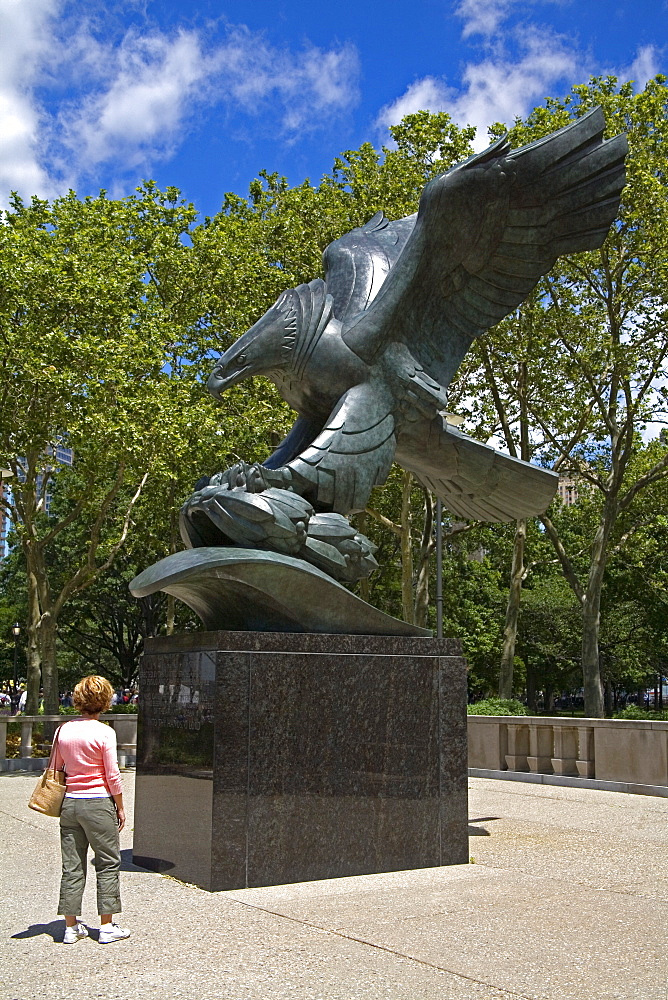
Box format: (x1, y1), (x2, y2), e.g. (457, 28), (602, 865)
(53, 675), (130, 945)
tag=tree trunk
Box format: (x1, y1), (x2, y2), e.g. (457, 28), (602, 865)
(526, 659), (537, 713)
(357, 512), (370, 603)
(581, 600), (604, 717)
(166, 594), (176, 636)
(166, 502), (179, 635)
(39, 614), (60, 716)
(414, 489), (434, 628)
(544, 685), (555, 713)
(120, 651), (138, 689)
(139, 594), (162, 639)
(24, 537), (60, 716)
(25, 563), (42, 715)
(498, 518), (526, 699)
(581, 519), (610, 718)
(400, 471), (414, 624)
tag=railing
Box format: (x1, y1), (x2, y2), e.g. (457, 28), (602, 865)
(0, 714), (138, 771)
(468, 715), (668, 790)
(4, 712), (668, 791)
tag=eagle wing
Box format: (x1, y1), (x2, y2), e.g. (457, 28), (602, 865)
(286, 381), (397, 514)
(323, 212), (416, 323)
(340, 107), (627, 388)
(395, 417), (558, 521)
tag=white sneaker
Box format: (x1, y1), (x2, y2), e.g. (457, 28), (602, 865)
(63, 922), (88, 944)
(98, 923), (130, 944)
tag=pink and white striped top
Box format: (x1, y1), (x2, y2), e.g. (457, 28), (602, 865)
(53, 719), (123, 798)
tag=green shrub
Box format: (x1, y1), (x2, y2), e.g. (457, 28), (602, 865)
(56, 704), (138, 715)
(614, 705), (668, 721)
(467, 698), (529, 716)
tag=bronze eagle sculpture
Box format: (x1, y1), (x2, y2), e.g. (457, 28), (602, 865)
(180, 107), (627, 583)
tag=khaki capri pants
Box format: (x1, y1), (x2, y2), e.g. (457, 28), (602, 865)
(58, 797), (122, 916)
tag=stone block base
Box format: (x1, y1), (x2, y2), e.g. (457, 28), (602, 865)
(133, 631), (469, 890)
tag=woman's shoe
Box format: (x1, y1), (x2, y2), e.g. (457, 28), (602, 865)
(98, 923), (130, 944)
(63, 922), (88, 944)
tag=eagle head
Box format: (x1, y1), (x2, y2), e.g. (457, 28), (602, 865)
(207, 289), (299, 400)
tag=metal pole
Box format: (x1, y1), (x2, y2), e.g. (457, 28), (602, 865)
(436, 499), (443, 639)
(12, 634), (18, 690)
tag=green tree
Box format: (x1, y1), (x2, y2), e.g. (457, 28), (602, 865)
(453, 76), (668, 716)
(0, 186), (210, 712)
(518, 578), (582, 711)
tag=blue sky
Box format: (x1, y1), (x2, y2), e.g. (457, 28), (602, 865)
(1, 0), (666, 217)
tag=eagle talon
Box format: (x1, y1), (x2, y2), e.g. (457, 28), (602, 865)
(180, 472), (379, 583)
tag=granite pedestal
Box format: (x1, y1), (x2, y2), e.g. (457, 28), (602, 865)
(133, 631), (468, 890)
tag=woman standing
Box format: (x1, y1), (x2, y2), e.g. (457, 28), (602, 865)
(54, 675), (130, 944)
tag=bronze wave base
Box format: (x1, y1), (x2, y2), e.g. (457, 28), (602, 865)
(130, 547), (431, 637)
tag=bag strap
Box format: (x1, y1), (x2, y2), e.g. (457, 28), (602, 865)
(47, 723), (64, 771)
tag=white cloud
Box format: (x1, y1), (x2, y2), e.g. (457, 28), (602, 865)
(375, 77), (452, 135)
(0, 9), (360, 201)
(379, 2), (666, 150)
(61, 26), (359, 177)
(376, 24), (578, 148)
(455, 0), (521, 39)
(454, 0), (565, 41)
(449, 26), (579, 141)
(62, 29), (212, 171)
(209, 27), (359, 133)
(0, 0), (60, 201)
(618, 44), (661, 89)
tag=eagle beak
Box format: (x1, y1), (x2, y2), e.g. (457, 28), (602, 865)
(207, 362), (253, 398)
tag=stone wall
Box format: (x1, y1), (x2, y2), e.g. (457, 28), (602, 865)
(468, 715), (668, 789)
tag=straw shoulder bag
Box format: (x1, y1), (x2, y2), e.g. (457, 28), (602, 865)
(28, 724), (66, 817)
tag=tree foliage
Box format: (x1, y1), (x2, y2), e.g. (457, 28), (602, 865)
(2, 89), (668, 720)
(449, 75), (668, 715)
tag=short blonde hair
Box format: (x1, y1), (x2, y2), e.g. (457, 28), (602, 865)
(73, 675), (114, 715)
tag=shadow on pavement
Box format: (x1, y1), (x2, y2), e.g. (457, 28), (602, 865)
(12, 923), (107, 943)
(468, 815), (501, 837)
(12, 920), (66, 942)
(120, 848), (152, 873)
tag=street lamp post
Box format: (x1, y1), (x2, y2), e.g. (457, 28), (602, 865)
(434, 413), (464, 640)
(1, 469), (12, 563)
(12, 623), (20, 692)
(436, 499), (443, 639)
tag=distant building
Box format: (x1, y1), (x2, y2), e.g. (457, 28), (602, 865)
(38, 444), (74, 515)
(0, 481), (9, 557)
(557, 477), (579, 506)
(0, 445), (73, 557)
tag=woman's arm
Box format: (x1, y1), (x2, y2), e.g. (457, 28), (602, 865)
(101, 727), (124, 830)
(112, 792), (125, 831)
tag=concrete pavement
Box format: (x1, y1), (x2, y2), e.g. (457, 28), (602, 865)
(1, 772), (666, 999)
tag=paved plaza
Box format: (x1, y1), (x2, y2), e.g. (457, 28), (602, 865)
(1, 772), (666, 999)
